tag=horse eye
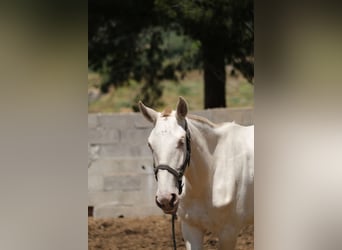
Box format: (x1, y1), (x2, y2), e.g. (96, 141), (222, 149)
(177, 138), (185, 148)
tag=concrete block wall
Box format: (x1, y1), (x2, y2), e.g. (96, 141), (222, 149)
(88, 107), (253, 218)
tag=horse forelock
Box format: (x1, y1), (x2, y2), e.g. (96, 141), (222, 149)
(161, 107), (172, 117)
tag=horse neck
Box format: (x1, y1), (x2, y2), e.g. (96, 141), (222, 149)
(184, 118), (218, 195)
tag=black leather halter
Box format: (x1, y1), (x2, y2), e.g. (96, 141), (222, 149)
(154, 119), (191, 195)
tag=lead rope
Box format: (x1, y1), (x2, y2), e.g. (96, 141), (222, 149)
(170, 119), (190, 250)
(171, 214), (177, 250)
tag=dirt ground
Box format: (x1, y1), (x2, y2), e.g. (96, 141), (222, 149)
(89, 215), (253, 250)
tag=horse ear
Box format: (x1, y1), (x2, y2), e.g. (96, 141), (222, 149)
(176, 96), (188, 119)
(139, 101), (158, 123)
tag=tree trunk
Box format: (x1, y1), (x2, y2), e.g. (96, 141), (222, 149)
(202, 42), (226, 109)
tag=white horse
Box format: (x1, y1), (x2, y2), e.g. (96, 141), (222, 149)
(139, 97), (254, 250)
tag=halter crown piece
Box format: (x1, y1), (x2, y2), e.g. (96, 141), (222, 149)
(153, 119), (191, 195)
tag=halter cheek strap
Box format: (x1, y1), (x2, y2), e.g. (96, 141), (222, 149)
(154, 119), (191, 195)
(154, 164), (184, 195)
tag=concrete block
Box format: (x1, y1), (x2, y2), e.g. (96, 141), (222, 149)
(99, 143), (150, 158)
(88, 189), (156, 207)
(189, 108), (254, 125)
(88, 114), (98, 129)
(140, 172), (158, 194)
(88, 127), (119, 144)
(103, 173), (157, 192)
(99, 113), (136, 129)
(98, 144), (127, 157)
(94, 203), (163, 218)
(134, 114), (153, 128)
(88, 175), (104, 192)
(210, 108), (254, 125)
(88, 144), (100, 167)
(104, 174), (142, 191)
(240, 109), (254, 125)
(120, 128), (151, 145)
(88, 157), (154, 176)
(210, 108), (240, 124)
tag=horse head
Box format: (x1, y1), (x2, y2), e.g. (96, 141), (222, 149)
(139, 97), (190, 214)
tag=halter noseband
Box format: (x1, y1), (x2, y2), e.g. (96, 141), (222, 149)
(154, 119), (191, 195)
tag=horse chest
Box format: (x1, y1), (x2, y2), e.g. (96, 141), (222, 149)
(178, 197), (232, 233)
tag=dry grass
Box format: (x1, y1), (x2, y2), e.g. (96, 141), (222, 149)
(88, 68), (253, 113)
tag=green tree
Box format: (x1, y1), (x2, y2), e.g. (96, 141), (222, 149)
(89, 0), (200, 110)
(89, 0), (253, 110)
(155, 0), (253, 108)
(89, 0), (162, 109)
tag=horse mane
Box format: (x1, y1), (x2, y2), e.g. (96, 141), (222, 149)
(160, 108), (219, 128)
(188, 114), (218, 128)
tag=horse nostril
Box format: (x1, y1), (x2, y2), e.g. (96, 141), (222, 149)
(169, 193), (177, 207)
(156, 194), (178, 211)
(155, 196), (164, 208)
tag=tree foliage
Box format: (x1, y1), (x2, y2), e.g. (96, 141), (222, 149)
(155, 0), (253, 108)
(88, 0), (253, 110)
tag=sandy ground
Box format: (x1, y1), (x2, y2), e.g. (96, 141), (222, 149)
(88, 215), (253, 250)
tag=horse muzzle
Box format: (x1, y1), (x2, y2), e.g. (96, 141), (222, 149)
(155, 193), (179, 214)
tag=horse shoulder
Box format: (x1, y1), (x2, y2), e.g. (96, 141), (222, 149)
(211, 124), (253, 209)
